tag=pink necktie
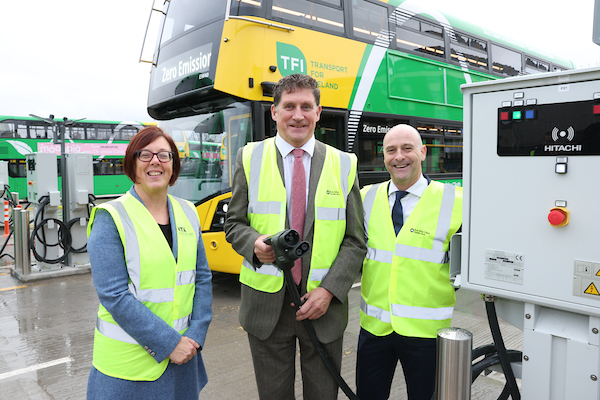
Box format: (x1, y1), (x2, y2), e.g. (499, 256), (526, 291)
(291, 148), (305, 285)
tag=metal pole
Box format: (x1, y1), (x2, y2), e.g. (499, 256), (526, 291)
(13, 208), (22, 273)
(59, 119), (71, 267)
(436, 327), (472, 400)
(20, 210), (30, 275)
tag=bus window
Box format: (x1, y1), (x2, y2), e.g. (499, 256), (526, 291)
(492, 44), (522, 76)
(161, 0), (226, 45)
(396, 16), (445, 59)
(96, 127), (112, 140)
(418, 123), (462, 176)
(352, 0), (388, 43)
(525, 56), (550, 75)
(162, 102), (253, 203)
(451, 33), (488, 70)
(15, 122), (28, 138)
(8, 159), (26, 178)
(94, 159), (116, 175)
(0, 123), (15, 138)
(120, 127), (138, 141)
(71, 126), (85, 140)
(230, 0), (265, 17)
(272, 0), (345, 34)
(30, 125), (47, 139)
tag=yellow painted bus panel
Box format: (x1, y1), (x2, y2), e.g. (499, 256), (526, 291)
(203, 231), (242, 274)
(215, 18), (367, 109)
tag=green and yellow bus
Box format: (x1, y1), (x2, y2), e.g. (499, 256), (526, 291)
(0, 116), (156, 199)
(144, 0), (573, 273)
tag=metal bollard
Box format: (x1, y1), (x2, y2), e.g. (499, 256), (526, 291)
(435, 327), (472, 400)
(13, 208), (22, 272)
(20, 210), (31, 275)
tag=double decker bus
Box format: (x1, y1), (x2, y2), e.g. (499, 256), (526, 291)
(144, 0), (573, 274)
(0, 116), (156, 200)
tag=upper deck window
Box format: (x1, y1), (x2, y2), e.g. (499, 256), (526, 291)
(161, 0), (227, 45)
(492, 44), (522, 76)
(396, 16), (444, 59)
(450, 32), (488, 71)
(525, 56), (549, 75)
(352, 0), (389, 45)
(272, 0), (344, 34)
(230, 0), (265, 17)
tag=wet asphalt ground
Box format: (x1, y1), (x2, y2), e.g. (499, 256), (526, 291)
(0, 243), (522, 400)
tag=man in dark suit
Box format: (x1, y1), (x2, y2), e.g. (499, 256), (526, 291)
(224, 73), (366, 400)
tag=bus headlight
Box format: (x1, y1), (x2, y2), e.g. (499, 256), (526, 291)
(210, 198), (230, 231)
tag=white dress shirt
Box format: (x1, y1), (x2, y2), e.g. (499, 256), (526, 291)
(388, 175), (428, 223)
(275, 133), (314, 224)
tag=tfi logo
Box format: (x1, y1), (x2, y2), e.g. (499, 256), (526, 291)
(276, 42), (306, 76)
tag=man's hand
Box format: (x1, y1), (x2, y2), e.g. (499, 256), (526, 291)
(295, 287), (334, 321)
(254, 234), (275, 264)
(168, 336), (200, 365)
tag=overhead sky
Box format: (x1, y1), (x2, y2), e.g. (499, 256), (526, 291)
(1, 0), (599, 124)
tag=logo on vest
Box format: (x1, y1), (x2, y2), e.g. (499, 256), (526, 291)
(177, 226), (193, 235)
(409, 228), (430, 236)
(326, 189), (340, 196)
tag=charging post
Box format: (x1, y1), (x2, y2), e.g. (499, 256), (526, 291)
(460, 67), (600, 399)
(64, 152), (93, 268)
(27, 152), (63, 271)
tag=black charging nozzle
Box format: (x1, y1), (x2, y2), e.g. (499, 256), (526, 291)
(263, 229), (310, 270)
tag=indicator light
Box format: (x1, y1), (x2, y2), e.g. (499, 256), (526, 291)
(512, 111), (522, 120)
(548, 207), (569, 227)
(594, 104), (600, 114)
(525, 110), (536, 119)
(500, 111), (510, 121)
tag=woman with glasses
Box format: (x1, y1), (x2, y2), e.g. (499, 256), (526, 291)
(86, 126), (212, 399)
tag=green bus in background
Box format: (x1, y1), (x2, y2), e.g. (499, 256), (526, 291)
(0, 116), (156, 200)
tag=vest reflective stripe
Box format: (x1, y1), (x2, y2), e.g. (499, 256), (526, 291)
(360, 296), (391, 324)
(240, 138), (356, 293)
(393, 244), (446, 264)
(391, 304), (454, 321)
(89, 193), (198, 381)
(359, 182), (397, 336)
(247, 140), (284, 218)
(316, 207), (345, 221)
(96, 313), (192, 345)
(97, 319), (138, 345)
(389, 182), (462, 339)
(366, 247), (393, 264)
(241, 258), (282, 277)
(308, 267), (329, 282)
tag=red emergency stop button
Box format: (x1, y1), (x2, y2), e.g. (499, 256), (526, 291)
(28, 181), (34, 186)
(548, 207), (569, 227)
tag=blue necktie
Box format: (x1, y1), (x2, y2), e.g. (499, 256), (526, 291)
(392, 191), (408, 236)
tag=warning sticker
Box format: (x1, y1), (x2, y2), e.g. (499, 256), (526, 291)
(585, 283), (600, 296)
(484, 249), (524, 285)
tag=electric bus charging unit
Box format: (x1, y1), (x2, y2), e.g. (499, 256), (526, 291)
(460, 67), (600, 399)
(64, 153), (93, 268)
(26, 152), (64, 270)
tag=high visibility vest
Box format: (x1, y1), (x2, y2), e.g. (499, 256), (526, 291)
(240, 137), (357, 293)
(88, 193), (200, 381)
(361, 181), (462, 338)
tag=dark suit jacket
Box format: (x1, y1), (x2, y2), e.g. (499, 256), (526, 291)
(224, 138), (366, 344)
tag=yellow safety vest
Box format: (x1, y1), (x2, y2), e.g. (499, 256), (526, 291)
(361, 181), (462, 338)
(88, 193), (200, 381)
(240, 137), (357, 293)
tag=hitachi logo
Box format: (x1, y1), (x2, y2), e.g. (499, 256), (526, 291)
(544, 144), (582, 152)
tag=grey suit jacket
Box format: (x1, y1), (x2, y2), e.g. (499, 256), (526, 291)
(224, 138), (366, 344)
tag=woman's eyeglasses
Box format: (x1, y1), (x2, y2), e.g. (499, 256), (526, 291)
(135, 150), (173, 163)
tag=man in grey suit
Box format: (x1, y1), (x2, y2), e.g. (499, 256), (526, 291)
(224, 74), (366, 400)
